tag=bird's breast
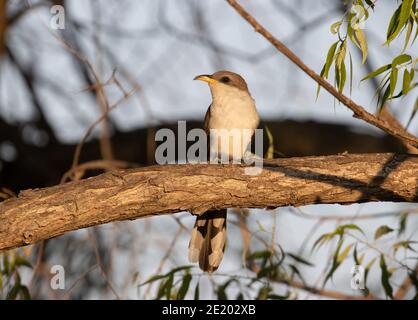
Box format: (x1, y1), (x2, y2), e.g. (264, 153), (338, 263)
(208, 94), (259, 131)
(207, 92), (260, 160)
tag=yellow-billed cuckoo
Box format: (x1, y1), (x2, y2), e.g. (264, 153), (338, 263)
(189, 71), (260, 272)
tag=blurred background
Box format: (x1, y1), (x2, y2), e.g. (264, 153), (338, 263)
(0, 0), (417, 299)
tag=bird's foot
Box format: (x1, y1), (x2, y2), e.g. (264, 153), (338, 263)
(243, 150), (263, 162)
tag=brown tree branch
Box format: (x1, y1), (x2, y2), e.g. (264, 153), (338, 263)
(377, 108), (418, 154)
(275, 278), (377, 300)
(225, 0), (418, 148)
(0, 153), (417, 251)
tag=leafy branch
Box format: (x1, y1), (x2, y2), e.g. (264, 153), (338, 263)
(226, 0), (418, 148)
(323, 0), (418, 124)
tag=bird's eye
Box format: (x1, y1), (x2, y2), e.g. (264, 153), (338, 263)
(220, 76), (230, 83)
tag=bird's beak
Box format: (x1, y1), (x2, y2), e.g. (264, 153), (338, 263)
(194, 74), (217, 84)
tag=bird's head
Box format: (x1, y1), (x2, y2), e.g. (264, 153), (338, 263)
(194, 71), (250, 99)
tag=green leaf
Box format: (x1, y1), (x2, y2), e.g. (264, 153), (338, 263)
(236, 292), (244, 300)
(140, 274), (168, 286)
(337, 59), (347, 92)
(337, 243), (354, 264)
(396, 0), (415, 37)
(6, 283), (20, 300)
(140, 266), (193, 287)
(13, 256), (32, 269)
(167, 265), (194, 275)
(341, 60), (347, 92)
(361, 64), (391, 81)
(268, 293), (289, 300)
(19, 286), (31, 300)
(256, 286), (271, 300)
(336, 40), (347, 69)
(379, 85), (391, 111)
(392, 54), (412, 66)
(374, 225), (395, 240)
(379, 255), (393, 299)
(3, 254), (10, 275)
(313, 224), (364, 252)
(408, 270), (418, 295)
(398, 212), (408, 236)
(324, 41), (339, 78)
(365, 258), (377, 272)
(257, 264), (276, 279)
(256, 220), (266, 232)
(317, 41), (339, 98)
(364, 257), (377, 284)
(330, 21), (342, 34)
(365, 257), (376, 272)
(413, 15), (418, 44)
(287, 253), (314, 267)
(156, 279), (166, 300)
(324, 237), (345, 285)
(386, 0), (414, 45)
(389, 67), (399, 98)
(352, 29), (368, 64)
(402, 18), (414, 51)
(402, 69), (412, 95)
(264, 125), (274, 160)
(217, 279), (235, 300)
(312, 233), (333, 251)
(396, 82), (418, 100)
(393, 240), (418, 254)
(289, 264), (306, 283)
(389, 89), (406, 100)
(375, 74), (391, 106)
(386, 5), (401, 42)
(145, 266), (193, 299)
(194, 282), (200, 300)
(247, 250), (271, 261)
(365, 0), (375, 9)
(406, 97), (418, 129)
(337, 224), (365, 236)
(353, 244), (360, 265)
(176, 273), (192, 300)
(165, 273), (174, 300)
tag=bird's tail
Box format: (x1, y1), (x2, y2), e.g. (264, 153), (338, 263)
(188, 210), (227, 273)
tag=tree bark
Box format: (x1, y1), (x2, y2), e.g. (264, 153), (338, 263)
(0, 153), (417, 251)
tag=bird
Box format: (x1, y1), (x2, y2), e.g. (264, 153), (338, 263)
(188, 71), (260, 272)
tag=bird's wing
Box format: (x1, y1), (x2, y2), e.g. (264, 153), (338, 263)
(188, 103), (227, 273)
(204, 104), (212, 161)
(203, 104), (212, 136)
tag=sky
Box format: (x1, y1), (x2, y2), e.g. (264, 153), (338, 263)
(7, 0), (418, 141)
(5, 0), (418, 299)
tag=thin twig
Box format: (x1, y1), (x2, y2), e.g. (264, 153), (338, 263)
(144, 226), (184, 299)
(60, 159), (136, 183)
(288, 207), (418, 221)
(394, 263), (418, 299)
(71, 84), (140, 171)
(88, 229), (121, 299)
(63, 264), (98, 299)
